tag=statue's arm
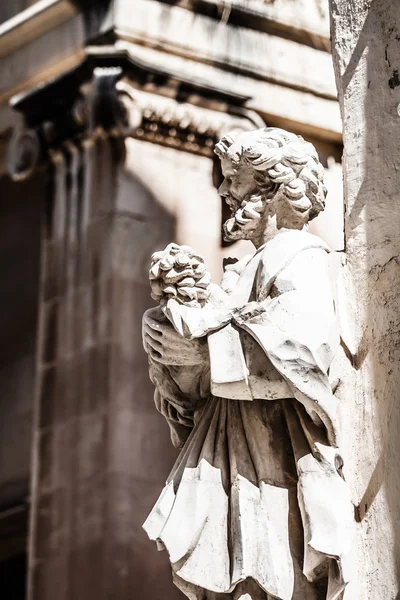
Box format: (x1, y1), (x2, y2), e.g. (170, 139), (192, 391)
(147, 356), (209, 447)
(143, 307), (210, 447)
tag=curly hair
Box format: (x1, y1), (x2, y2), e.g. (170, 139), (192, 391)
(215, 127), (326, 222)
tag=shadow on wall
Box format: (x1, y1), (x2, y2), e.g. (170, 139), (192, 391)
(9, 147), (186, 599)
(87, 164), (186, 600)
(0, 173), (43, 513)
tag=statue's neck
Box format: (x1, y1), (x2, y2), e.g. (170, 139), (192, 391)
(252, 216), (309, 249)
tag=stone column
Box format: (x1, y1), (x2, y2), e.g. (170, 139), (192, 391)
(330, 2), (400, 597)
(19, 68), (183, 599)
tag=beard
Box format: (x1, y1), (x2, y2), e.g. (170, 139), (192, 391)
(222, 192), (266, 242)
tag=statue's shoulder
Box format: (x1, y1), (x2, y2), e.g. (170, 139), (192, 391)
(261, 229), (329, 256)
(255, 230), (330, 297)
(258, 229), (330, 266)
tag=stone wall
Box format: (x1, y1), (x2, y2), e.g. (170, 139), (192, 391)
(330, 1), (400, 597)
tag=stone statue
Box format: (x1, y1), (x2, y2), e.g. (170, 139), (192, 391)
(142, 128), (354, 600)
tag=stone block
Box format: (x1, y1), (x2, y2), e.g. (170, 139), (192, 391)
(106, 409), (178, 484)
(41, 299), (58, 365)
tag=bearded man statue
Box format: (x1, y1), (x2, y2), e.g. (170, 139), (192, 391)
(142, 128), (354, 600)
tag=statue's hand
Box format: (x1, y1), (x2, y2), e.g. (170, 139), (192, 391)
(143, 307), (209, 366)
(233, 301), (266, 325)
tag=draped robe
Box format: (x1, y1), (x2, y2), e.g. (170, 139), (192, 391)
(143, 230), (354, 600)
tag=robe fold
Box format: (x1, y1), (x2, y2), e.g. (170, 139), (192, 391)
(143, 230), (354, 600)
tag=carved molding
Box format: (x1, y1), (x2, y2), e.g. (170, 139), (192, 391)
(7, 55), (259, 179)
(7, 127), (40, 181)
(7, 66), (129, 181)
(133, 106), (219, 158)
(117, 84), (256, 157)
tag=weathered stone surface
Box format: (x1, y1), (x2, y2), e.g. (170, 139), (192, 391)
(330, 1), (400, 598)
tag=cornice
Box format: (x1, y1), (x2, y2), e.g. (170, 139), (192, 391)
(6, 49), (256, 180)
(7, 65), (128, 181)
(10, 46), (250, 126)
(118, 85), (257, 158)
(152, 0), (331, 52)
(0, 3), (340, 148)
(0, 0), (330, 63)
(0, 0), (78, 58)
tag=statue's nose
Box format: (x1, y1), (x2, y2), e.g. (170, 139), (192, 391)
(218, 180), (230, 196)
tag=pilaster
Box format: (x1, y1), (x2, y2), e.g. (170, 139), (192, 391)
(14, 65), (182, 600)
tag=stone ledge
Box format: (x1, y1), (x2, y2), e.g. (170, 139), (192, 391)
(0, 0), (78, 58)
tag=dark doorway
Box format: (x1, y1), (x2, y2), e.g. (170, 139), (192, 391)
(0, 554), (27, 600)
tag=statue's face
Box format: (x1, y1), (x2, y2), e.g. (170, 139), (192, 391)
(218, 156), (266, 242)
